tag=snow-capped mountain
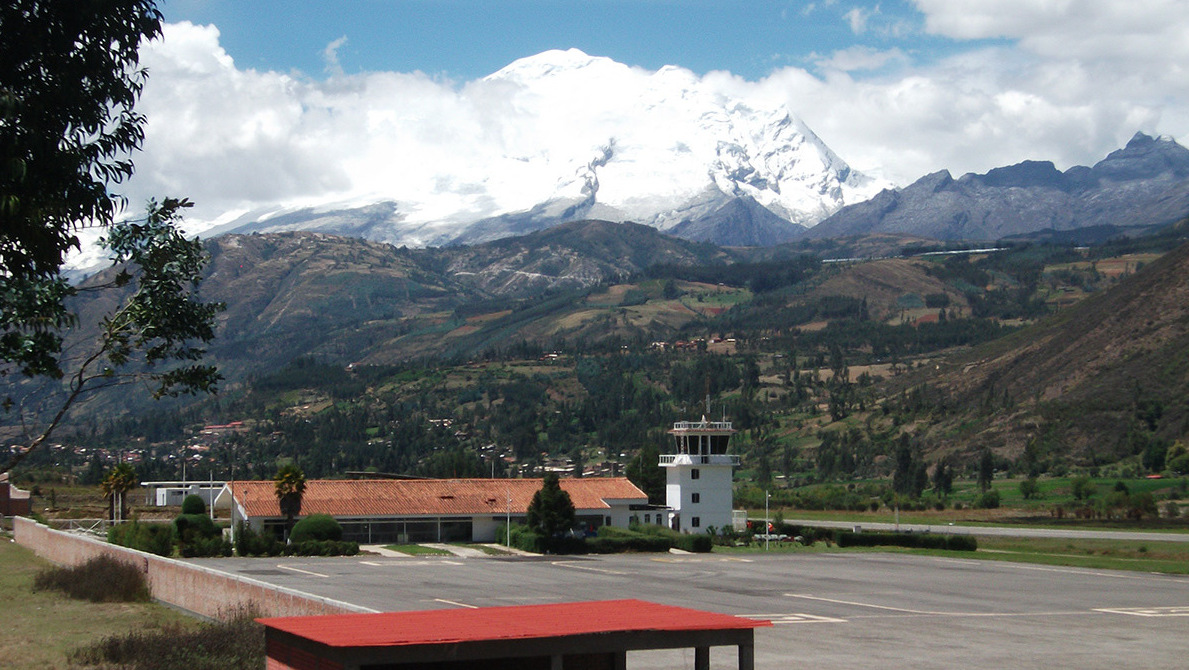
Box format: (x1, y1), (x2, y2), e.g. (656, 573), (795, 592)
(208, 49), (888, 248)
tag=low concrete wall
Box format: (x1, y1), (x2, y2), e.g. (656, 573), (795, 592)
(13, 517), (374, 619)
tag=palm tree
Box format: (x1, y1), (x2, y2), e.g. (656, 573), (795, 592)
(100, 463), (137, 522)
(274, 463), (306, 543)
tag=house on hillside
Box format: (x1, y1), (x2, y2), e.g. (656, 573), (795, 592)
(214, 477), (649, 544)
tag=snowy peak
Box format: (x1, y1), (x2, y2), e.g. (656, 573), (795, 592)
(216, 49), (889, 248)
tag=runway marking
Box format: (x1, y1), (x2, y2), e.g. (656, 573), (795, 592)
(1095, 606), (1189, 617)
(650, 557), (754, 564)
(786, 594), (935, 615)
(742, 613), (847, 625)
(435, 598), (479, 609)
(275, 564), (329, 578)
(784, 594), (1090, 619)
(360, 560), (463, 566)
(552, 561), (629, 575)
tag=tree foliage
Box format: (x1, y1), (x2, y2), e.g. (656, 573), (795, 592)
(1, 0), (162, 280)
(1, 2), (222, 474)
(526, 472), (575, 537)
(2, 199), (223, 473)
(274, 463), (307, 539)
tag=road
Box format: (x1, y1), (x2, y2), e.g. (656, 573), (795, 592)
(782, 518), (1189, 543)
(199, 550), (1189, 669)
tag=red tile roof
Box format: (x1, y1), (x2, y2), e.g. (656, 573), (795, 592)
(259, 599), (769, 648)
(226, 477), (647, 518)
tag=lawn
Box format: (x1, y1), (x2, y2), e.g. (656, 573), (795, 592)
(0, 536), (198, 670)
(384, 543), (453, 556)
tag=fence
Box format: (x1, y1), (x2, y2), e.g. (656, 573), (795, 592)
(13, 516), (374, 619)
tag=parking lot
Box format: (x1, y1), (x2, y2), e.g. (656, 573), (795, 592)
(204, 550), (1189, 669)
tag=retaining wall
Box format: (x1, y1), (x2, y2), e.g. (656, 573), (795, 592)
(13, 517), (373, 619)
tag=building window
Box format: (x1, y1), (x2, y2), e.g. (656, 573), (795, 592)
(691, 468), (700, 480)
(644, 514), (651, 524)
(691, 493), (700, 504)
(691, 517), (701, 528)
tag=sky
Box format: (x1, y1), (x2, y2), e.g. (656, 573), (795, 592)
(119, 0), (1189, 235)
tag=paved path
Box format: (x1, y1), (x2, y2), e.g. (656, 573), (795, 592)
(782, 518), (1189, 542)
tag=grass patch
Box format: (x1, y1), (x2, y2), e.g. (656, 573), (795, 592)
(0, 538), (198, 670)
(968, 535), (1189, 574)
(385, 544), (452, 556)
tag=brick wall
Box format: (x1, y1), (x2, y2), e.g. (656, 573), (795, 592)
(13, 517), (373, 619)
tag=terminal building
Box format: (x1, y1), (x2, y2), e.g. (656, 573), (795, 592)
(215, 477), (648, 544)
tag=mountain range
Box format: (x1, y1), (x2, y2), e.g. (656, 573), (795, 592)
(809, 133), (1189, 242)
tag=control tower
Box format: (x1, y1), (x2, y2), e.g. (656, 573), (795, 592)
(661, 416), (739, 533)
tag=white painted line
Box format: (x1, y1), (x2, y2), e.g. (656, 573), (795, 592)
(785, 593), (933, 614)
(1095, 606), (1189, 617)
(741, 613), (847, 624)
(435, 598), (479, 609)
(784, 594), (1090, 619)
(552, 561), (629, 575)
(275, 564), (329, 578)
(361, 560), (463, 567)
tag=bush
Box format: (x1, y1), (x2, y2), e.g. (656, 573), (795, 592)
(34, 555), (150, 602)
(835, 531), (977, 551)
(290, 514), (343, 543)
(182, 534), (233, 558)
(284, 540), (359, 556)
(181, 494), (206, 515)
(70, 609), (264, 670)
(174, 513), (218, 541)
(975, 489), (1001, 509)
(108, 521), (175, 557)
(235, 522), (284, 557)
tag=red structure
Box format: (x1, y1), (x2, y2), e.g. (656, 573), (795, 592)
(260, 599), (769, 670)
(0, 473), (31, 516)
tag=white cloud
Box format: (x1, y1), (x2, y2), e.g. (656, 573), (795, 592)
(122, 10), (1189, 237)
(844, 7), (871, 34)
(322, 36), (348, 77)
(812, 46), (909, 72)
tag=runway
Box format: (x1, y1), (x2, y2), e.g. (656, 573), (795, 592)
(200, 550), (1189, 669)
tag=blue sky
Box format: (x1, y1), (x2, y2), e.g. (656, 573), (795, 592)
(160, 0), (978, 82)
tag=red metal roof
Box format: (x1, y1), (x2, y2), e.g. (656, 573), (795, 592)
(226, 477), (647, 518)
(258, 599), (770, 648)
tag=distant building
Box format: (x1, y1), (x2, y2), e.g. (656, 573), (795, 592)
(140, 480), (226, 507)
(661, 417), (740, 533)
(215, 477), (648, 544)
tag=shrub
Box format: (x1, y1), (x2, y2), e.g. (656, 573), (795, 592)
(235, 522), (284, 557)
(108, 521), (175, 557)
(290, 514), (343, 543)
(181, 494), (206, 515)
(834, 531), (977, 552)
(284, 540), (359, 557)
(673, 533), (713, 553)
(70, 609), (264, 670)
(975, 489), (1001, 509)
(34, 555), (150, 602)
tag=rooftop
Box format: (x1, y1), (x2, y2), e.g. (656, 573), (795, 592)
(219, 477), (647, 518)
(258, 599), (769, 649)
